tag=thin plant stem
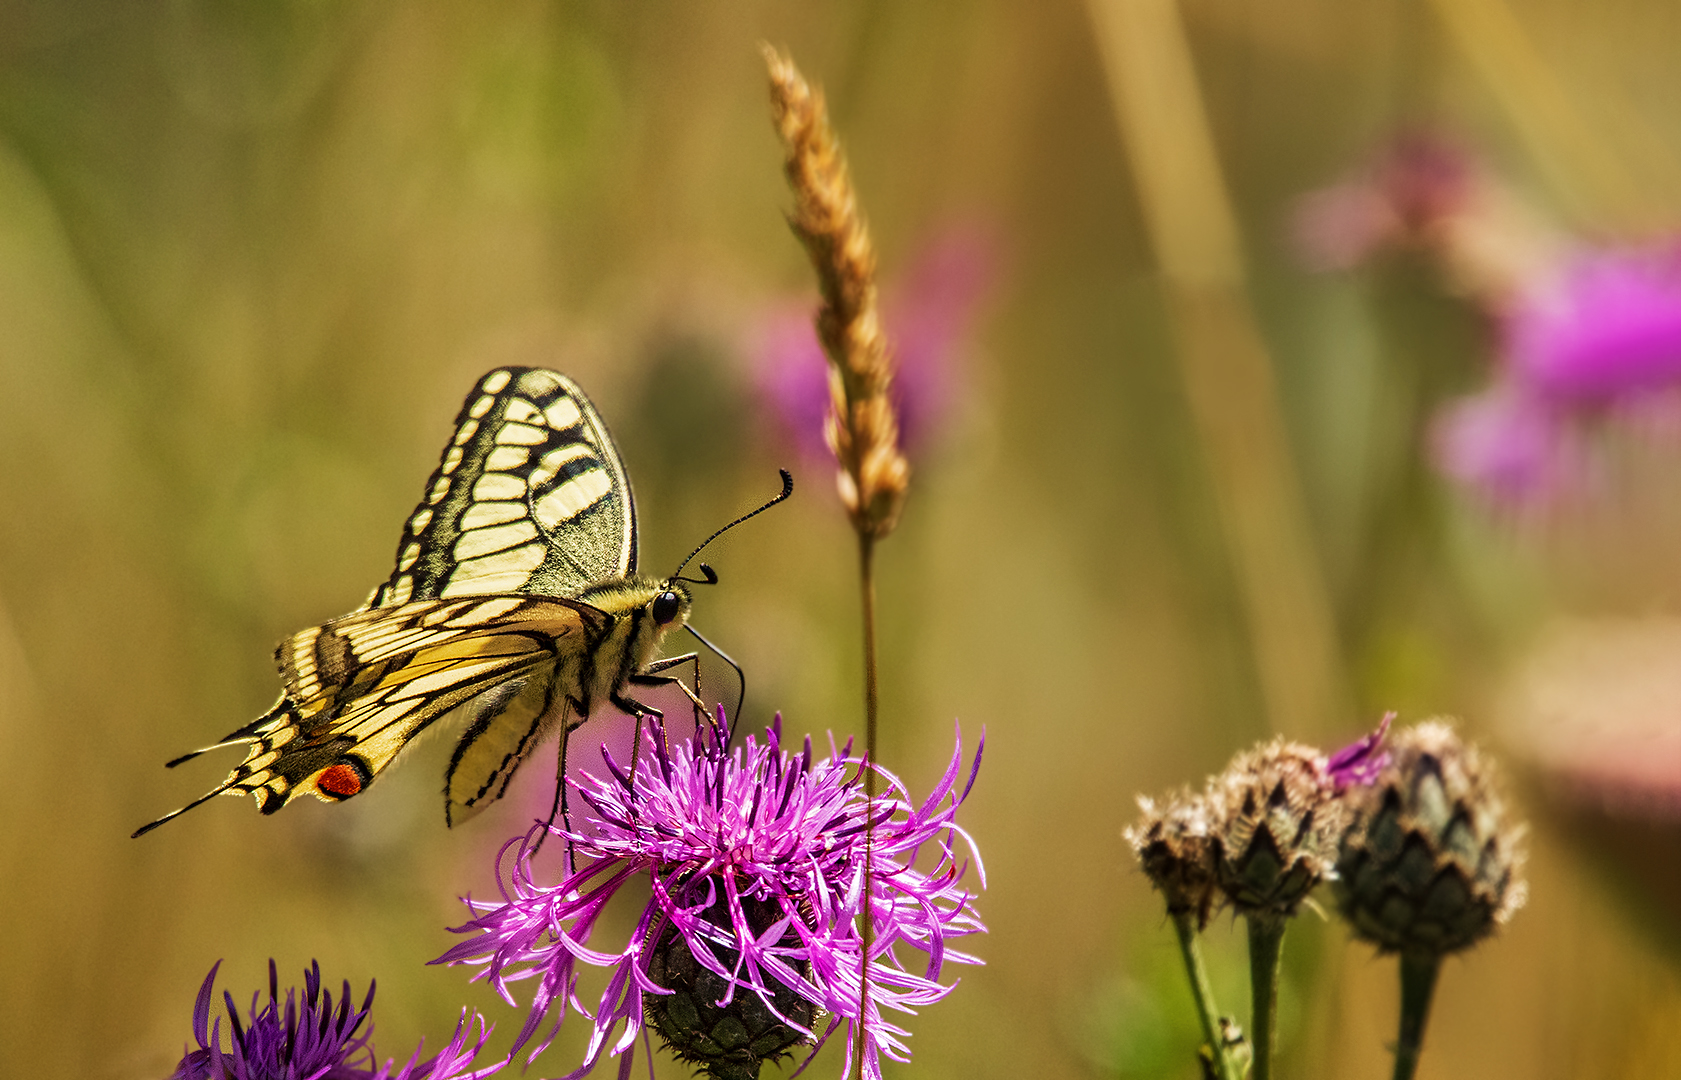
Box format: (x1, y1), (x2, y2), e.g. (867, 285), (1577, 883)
(855, 531), (879, 1080)
(1392, 951), (1442, 1080)
(1171, 912), (1242, 1080)
(1246, 915), (1287, 1080)
(763, 49), (907, 1077)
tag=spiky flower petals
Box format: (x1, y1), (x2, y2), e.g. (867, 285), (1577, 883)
(169, 960), (500, 1080)
(1335, 721), (1528, 955)
(1210, 741), (1349, 920)
(1127, 789), (1220, 929)
(434, 714), (985, 1080)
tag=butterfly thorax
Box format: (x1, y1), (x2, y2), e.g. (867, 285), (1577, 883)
(564, 577), (693, 718)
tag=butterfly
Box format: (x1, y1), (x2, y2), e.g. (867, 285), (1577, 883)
(135, 367), (791, 837)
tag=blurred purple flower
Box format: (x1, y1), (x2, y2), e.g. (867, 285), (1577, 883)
(1429, 384), (1583, 505)
(434, 712), (986, 1080)
(1506, 244), (1681, 403)
(1325, 712), (1394, 791)
(1293, 132), (1476, 272)
(170, 960), (500, 1080)
(1300, 134), (1681, 505)
(1439, 247), (1681, 504)
(755, 224), (996, 462)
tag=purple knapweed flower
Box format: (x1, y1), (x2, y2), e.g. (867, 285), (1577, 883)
(1429, 246), (1681, 507)
(1325, 712), (1395, 791)
(170, 960), (501, 1080)
(434, 713), (985, 1080)
(754, 223), (996, 463)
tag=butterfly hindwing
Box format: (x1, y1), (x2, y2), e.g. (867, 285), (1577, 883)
(373, 368), (636, 607)
(441, 673), (565, 826)
(274, 595), (603, 707)
(255, 596), (600, 809)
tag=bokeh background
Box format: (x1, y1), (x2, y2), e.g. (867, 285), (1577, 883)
(5, 1), (1681, 1077)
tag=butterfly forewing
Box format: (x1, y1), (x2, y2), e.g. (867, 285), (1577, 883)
(441, 673), (562, 826)
(373, 368), (636, 607)
(275, 595), (602, 707)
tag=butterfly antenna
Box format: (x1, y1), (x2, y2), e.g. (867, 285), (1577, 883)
(685, 624), (746, 740)
(670, 470), (793, 580)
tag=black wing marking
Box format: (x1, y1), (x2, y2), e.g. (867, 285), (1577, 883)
(371, 368), (637, 607)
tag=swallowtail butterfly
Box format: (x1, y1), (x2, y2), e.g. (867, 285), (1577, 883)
(135, 368), (790, 836)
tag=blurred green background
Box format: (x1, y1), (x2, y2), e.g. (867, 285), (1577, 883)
(5, 1), (1681, 1078)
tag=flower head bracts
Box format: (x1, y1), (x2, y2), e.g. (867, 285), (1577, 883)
(434, 713), (986, 1080)
(169, 960), (501, 1080)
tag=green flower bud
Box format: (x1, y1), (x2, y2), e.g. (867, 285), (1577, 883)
(1128, 788), (1221, 928)
(645, 893), (815, 1080)
(1211, 741), (1346, 920)
(1335, 721), (1527, 955)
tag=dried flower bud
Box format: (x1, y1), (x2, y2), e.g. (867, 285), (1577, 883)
(1210, 740), (1346, 920)
(1127, 789), (1220, 929)
(645, 892), (815, 1080)
(1335, 721), (1527, 955)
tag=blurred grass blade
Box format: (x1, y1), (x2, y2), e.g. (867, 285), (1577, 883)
(1424, 0), (1646, 226)
(1086, 0), (1346, 739)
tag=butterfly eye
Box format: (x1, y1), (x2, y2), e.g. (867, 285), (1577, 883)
(651, 591), (682, 625)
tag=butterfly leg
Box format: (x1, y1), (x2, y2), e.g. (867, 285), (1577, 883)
(630, 654), (706, 737)
(607, 686), (667, 798)
(535, 707), (584, 865)
(608, 692), (667, 799)
(638, 652), (706, 710)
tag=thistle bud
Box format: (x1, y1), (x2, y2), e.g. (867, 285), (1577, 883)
(645, 892), (815, 1080)
(1127, 789), (1220, 929)
(1210, 740), (1346, 919)
(1335, 721), (1527, 955)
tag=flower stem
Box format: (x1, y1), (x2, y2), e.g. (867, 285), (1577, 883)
(1392, 951), (1442, 1080)
(1172, 912), (1241, 1080)
(858, 534), (880, 797)
(854, 531), (880, 1080)
(1246, 915), (1286, 1080)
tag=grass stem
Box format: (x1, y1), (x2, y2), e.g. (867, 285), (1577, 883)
(854, 532), (880, 1078)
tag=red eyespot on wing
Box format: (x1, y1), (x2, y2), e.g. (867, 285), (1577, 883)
(316, 763), (364, 800)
